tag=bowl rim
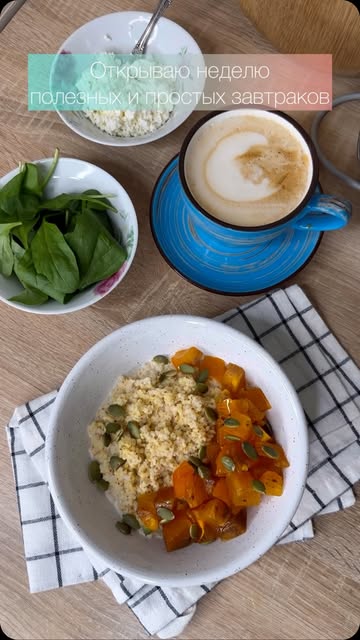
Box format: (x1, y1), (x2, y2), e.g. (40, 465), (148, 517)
(55, 11), (203, 147)
(46, 314), (309, 586)
(0, 156), (138, 315)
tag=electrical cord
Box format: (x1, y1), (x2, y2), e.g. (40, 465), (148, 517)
(311, 92), (360, 191)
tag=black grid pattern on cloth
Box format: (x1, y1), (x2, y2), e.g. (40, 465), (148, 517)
(5, 286), (360, 637)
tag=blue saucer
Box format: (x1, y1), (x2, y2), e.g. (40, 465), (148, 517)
(150, 156), (323, 295)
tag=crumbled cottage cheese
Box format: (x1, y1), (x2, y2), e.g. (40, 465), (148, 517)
(84, 107), (171, 137)
(77, 53), (174, 137)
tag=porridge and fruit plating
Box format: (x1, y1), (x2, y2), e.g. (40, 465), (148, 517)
(88, 346), (289, 552)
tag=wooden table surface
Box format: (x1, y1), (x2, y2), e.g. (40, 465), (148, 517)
(0, 1), (359, 639)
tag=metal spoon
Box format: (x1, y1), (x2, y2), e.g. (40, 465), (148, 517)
(132, 0), (173, 55)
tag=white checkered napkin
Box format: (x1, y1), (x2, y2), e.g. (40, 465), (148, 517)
(5, 284), (360, 638)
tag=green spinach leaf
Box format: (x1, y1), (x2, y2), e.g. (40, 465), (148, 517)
(10, 288), (48, 305)
(82, 189), (116, 212)
(13, 247), (67, 303)
(11, 238), (25, 259)
(39, 148), (59, 191)
(31, 221), (80, 293)
(65, 209), (126, 288)
(0, 192), (40, 222)
(40, 192), (116, 213)
(0, 222), (22, 277)
(22, 164), (42, 196)
(0, 170), (25, 206)
(11, 217), (39, 249)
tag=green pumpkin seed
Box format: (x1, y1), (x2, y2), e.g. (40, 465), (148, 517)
(197, 369), (209, 383)
(189, 523), (201, 540)
(106, 422), (122, 434)
(179, 363), (196, 374)
(96, 478), (109, 491)
(115, 521), (131, 535)
(253, 424), (264, 438)
(110, 455), (126, 471)
(198, 464), (211, 479)
(195, 382), (208, 394)
(157, 507), (175, 523)
(127, 421), (140, 439)
(114, 427), (125, 441)
(103, 432), (112, 447)
(189, 455), (202, 468)
(221, 456), (236, 472)
(88, 460), (101, 482)
(252, 479), (266, 493)
(262, 445), (279, 459)
(153, 355), (169, 364)
(224, 434), (241, 441)
(199, 445), (207, 460)
(224, 417), (240, 426)
(242, 441), (258, 460)
(142, 526), (153, 536)
(108, 404), (125, 418)
(123, 513), (140, 530)
(158, 370), (177, 384)
(205, 406), (218, 422)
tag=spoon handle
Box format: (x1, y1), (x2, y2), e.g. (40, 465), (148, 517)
(132, 0), (173, 55)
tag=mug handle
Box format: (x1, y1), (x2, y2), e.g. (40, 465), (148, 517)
(291, 195), (352, 231)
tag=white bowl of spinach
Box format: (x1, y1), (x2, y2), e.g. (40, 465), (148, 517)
(0, 150), (138, 314)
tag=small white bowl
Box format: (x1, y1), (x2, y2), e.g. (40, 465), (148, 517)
(0, 158), (138, 314)
(46, 316), (308, 586)
(56, 12), (203, 146)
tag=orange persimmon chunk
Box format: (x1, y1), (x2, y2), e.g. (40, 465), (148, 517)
(173, 461), (208, 508)
(260, 470), (283, 496)
(191, 497), (230, 530)
(206, 441), (220, 467)
(216, 398), (249, 418)
(154, 486), (176, 511)
(215, 442), (250, 477)
(226, 471), (262, 508)
(231, 491), (261, 509)
(250, 458), (277, 479)
(256, 442), (290, 468)
(162, 510), (192, 552)
(238, 387), (272, 412)
(249, 423), (272, 444)
(246, 400), (265, 425)
(218, 509), (247, 540)
(171, 347), (203, 369)
(212, 478), (231, 507)
(222, 363), (246, 395)
(217, 414), (253, 446)
(137, 492), (159, 531)
(199, 355), (226, 382)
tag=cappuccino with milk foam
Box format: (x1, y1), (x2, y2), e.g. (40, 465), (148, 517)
(184, 111), (312, 227)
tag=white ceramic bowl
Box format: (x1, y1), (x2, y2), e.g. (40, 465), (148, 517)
(46, 315), (308, 586)
(56, 12), (203, 146)
(0, 158), (138, 314)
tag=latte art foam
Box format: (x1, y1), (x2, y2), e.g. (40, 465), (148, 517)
(184, 113), (312, 227)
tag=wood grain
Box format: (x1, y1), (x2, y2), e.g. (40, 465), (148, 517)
(0, 1), (359, 639)
(239, 0), (360, 73)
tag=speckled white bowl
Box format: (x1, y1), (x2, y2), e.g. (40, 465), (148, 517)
(46, 316), (308, 586)
(56, 12), (204, 146)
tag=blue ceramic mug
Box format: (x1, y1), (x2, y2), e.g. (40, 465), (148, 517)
(178, 109), (352, 247)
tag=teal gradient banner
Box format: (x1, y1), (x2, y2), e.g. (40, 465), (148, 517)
(28, 53), (332, 112)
